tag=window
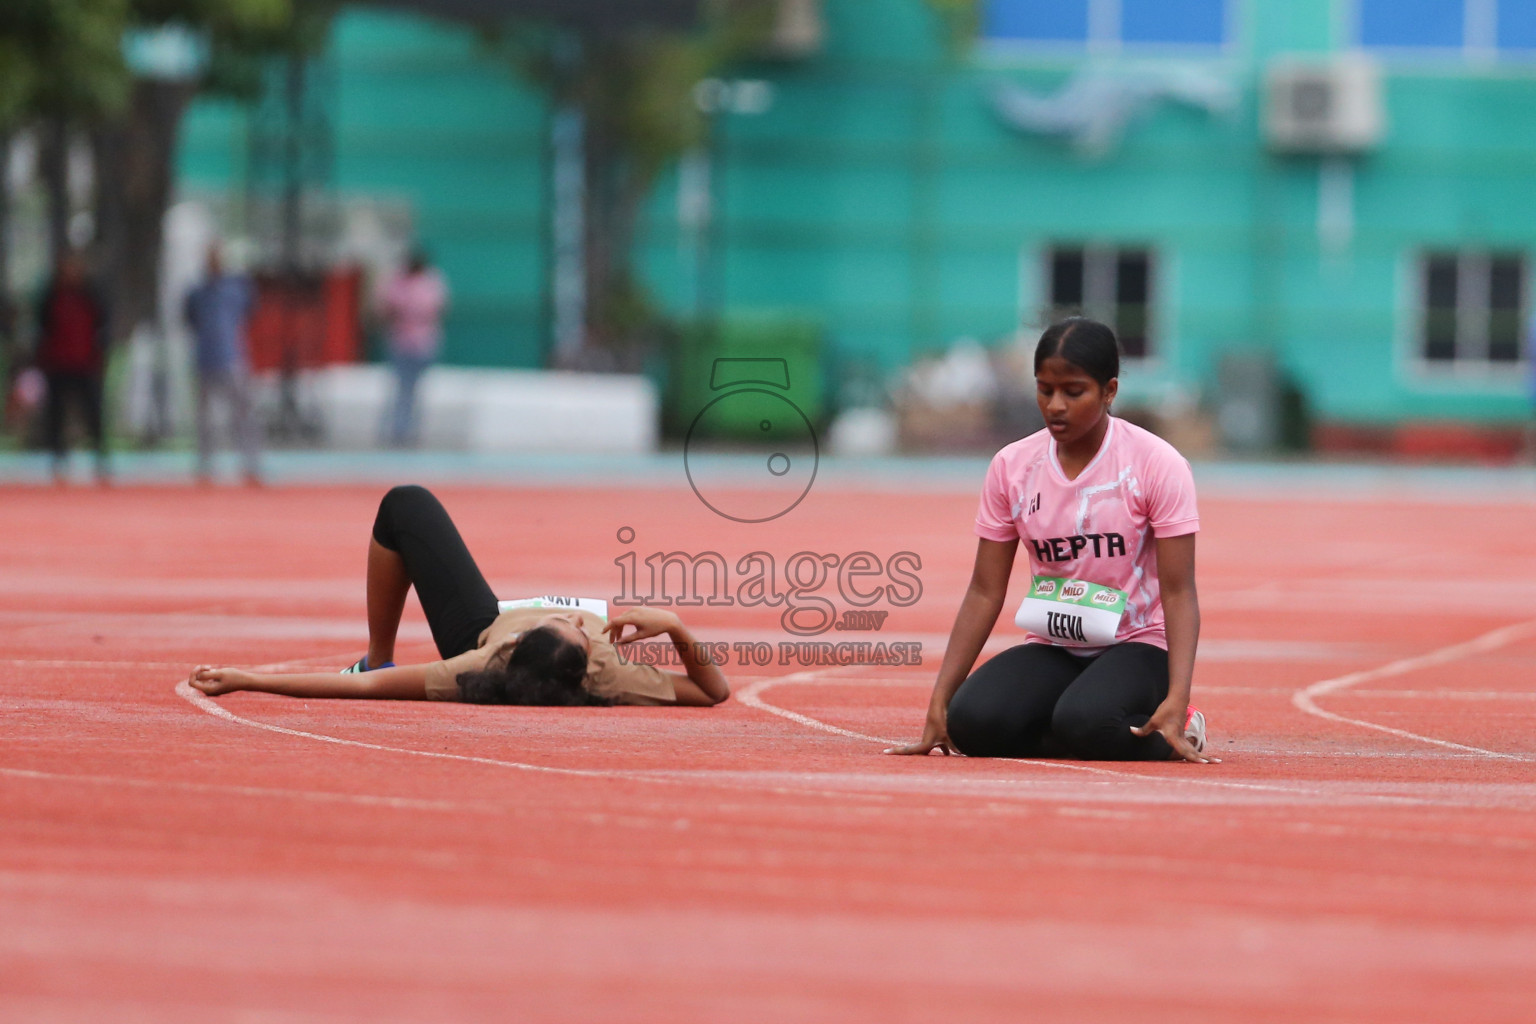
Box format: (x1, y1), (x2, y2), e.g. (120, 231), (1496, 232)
(1121, 0), (1225, 45)
(984, 0), (1227, 49)
(1360, 0), (1464, 49)
(1500, 0), (1536, 48)
(1420, 251), (1527, 367)
(1359, 0), (1536, 55)
(1046, 246), (1154, 360)
(986, 0), (1088, 42)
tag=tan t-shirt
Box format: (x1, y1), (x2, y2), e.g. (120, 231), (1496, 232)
(423, 607), (675, 705)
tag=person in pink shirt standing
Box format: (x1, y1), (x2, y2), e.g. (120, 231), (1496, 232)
(380, 248), (448, 447)
(888, 317), (1216, 764)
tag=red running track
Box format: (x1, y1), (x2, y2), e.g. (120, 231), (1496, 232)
(3, 480), (1536, 1022)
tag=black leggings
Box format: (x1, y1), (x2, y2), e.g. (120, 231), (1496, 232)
(371, 485), (500, 659)
(44, 371), (105, 460)
(946, 642), (1173, 761)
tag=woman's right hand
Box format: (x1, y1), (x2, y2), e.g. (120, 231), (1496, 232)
(884, 704), (954, 756)
(604, 607), (682, 645)
(188, 665), (254, 696)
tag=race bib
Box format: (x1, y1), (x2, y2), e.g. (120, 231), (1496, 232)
(1014, 576), (1127, 647)
(497, 595), (609, 622)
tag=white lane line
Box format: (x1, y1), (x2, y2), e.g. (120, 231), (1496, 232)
(1332, 689), (1536, 701)
(736, 677), (1358, 799)
(178, 679), (636, 780)
(735, 678), (1512, 806)
(735, 671), (894, 745)
(172, 676), (891, 803)
(2, 659), (202, 670)
(0, 765), (473, 812)
(0, 611), (431, 644)
(1291, 620), (1536, 760)
(734, 678), (1536, 702)
(0, 653), (403, 673)
(169, 662), (1525, 809)
(1191, 687), (1536, 700)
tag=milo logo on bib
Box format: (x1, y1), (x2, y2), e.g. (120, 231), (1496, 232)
(1014, 575), (1128, 648)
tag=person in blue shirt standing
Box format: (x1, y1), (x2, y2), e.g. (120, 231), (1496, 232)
(184, 242), (260, 485)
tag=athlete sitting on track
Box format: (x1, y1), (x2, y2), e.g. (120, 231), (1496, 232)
(887, 317), (1216, 763)
(189, 485), (730, 707)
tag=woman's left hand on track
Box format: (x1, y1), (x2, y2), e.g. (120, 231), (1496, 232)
(188, 665), (253, 696)
(1131, 704), (1221, 764)
(605, 608), (682, 645)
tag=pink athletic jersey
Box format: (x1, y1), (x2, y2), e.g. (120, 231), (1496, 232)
(974, 417), (1199, 652)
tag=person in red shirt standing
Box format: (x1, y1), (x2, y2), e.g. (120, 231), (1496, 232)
(34, 250), (110, 484)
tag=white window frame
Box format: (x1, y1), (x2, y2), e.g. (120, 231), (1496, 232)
(1350, 0), (1536, 65)
(1033, 242), (1163, 368)
(1398, 247), (1531, 389)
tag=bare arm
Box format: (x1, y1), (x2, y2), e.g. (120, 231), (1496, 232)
(605, 609), (730, 707)
(189, 662), (435, 700)
(885, 538), (1018, 754)
(1129, 533), (1216, 763)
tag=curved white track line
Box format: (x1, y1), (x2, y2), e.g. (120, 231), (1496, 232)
(175, 628), (1531, 812)
(1292, 619), (1536, 760)
(734, 678), (1483, 805)
(177, 680), (616, 779)
(736, 677), (1316, 793)
(735, 676), (899, 746)
(174, 672), (889, 803)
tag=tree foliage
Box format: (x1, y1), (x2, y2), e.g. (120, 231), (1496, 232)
(485, 0), (776, 363)
(202, 0), (335, 101)
(0, 0), (308, 380)
(489, 0), (975, 364)
(91, 0), (298, 340)
(0, 0), (132, 127)
(0, 0), (296, 126)
(922, 0), (980, 55)
(133, 0), (289, 31)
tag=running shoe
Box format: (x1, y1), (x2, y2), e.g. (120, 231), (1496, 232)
(340, 656), (394, 674)
(1184, 705), (1207, 753)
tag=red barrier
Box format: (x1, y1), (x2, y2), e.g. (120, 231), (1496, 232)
(246, 266), (362, 372)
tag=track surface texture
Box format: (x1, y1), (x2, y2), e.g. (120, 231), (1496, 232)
(4, 474), (1536, 1023)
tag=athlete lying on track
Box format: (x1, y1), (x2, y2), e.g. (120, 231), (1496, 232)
(189, 485), (730, 708)
(887, 316), (1217, 764)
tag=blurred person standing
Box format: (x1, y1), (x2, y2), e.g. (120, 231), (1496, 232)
(185, 242), (261, 485)
(1, 292), (19, 430)
(34, 250), (111, 484)
(380, 249), (448, 447)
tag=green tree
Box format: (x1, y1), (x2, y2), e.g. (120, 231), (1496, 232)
(0, 0), (129, 378)
(0, 0), (130, 291)
(0, 0), (132, 125)
(492, 0), (969, 368)
(485, 1), (775, 367)
(923, 0), (980, 54)
(92, 0), (292, 344)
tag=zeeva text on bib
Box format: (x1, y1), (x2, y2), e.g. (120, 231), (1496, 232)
(1014, 576), (1128, 647)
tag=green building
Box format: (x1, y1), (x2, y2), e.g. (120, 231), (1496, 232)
(178, 0), (1536, 431)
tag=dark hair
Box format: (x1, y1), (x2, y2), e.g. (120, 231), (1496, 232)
(1033, 317), (1120, 386)
(455, 625), (611, 706)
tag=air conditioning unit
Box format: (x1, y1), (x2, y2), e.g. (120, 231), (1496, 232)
(1264, 55), (1384, 154)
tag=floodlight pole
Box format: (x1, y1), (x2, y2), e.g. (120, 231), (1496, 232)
(547, 30), (588, 366)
